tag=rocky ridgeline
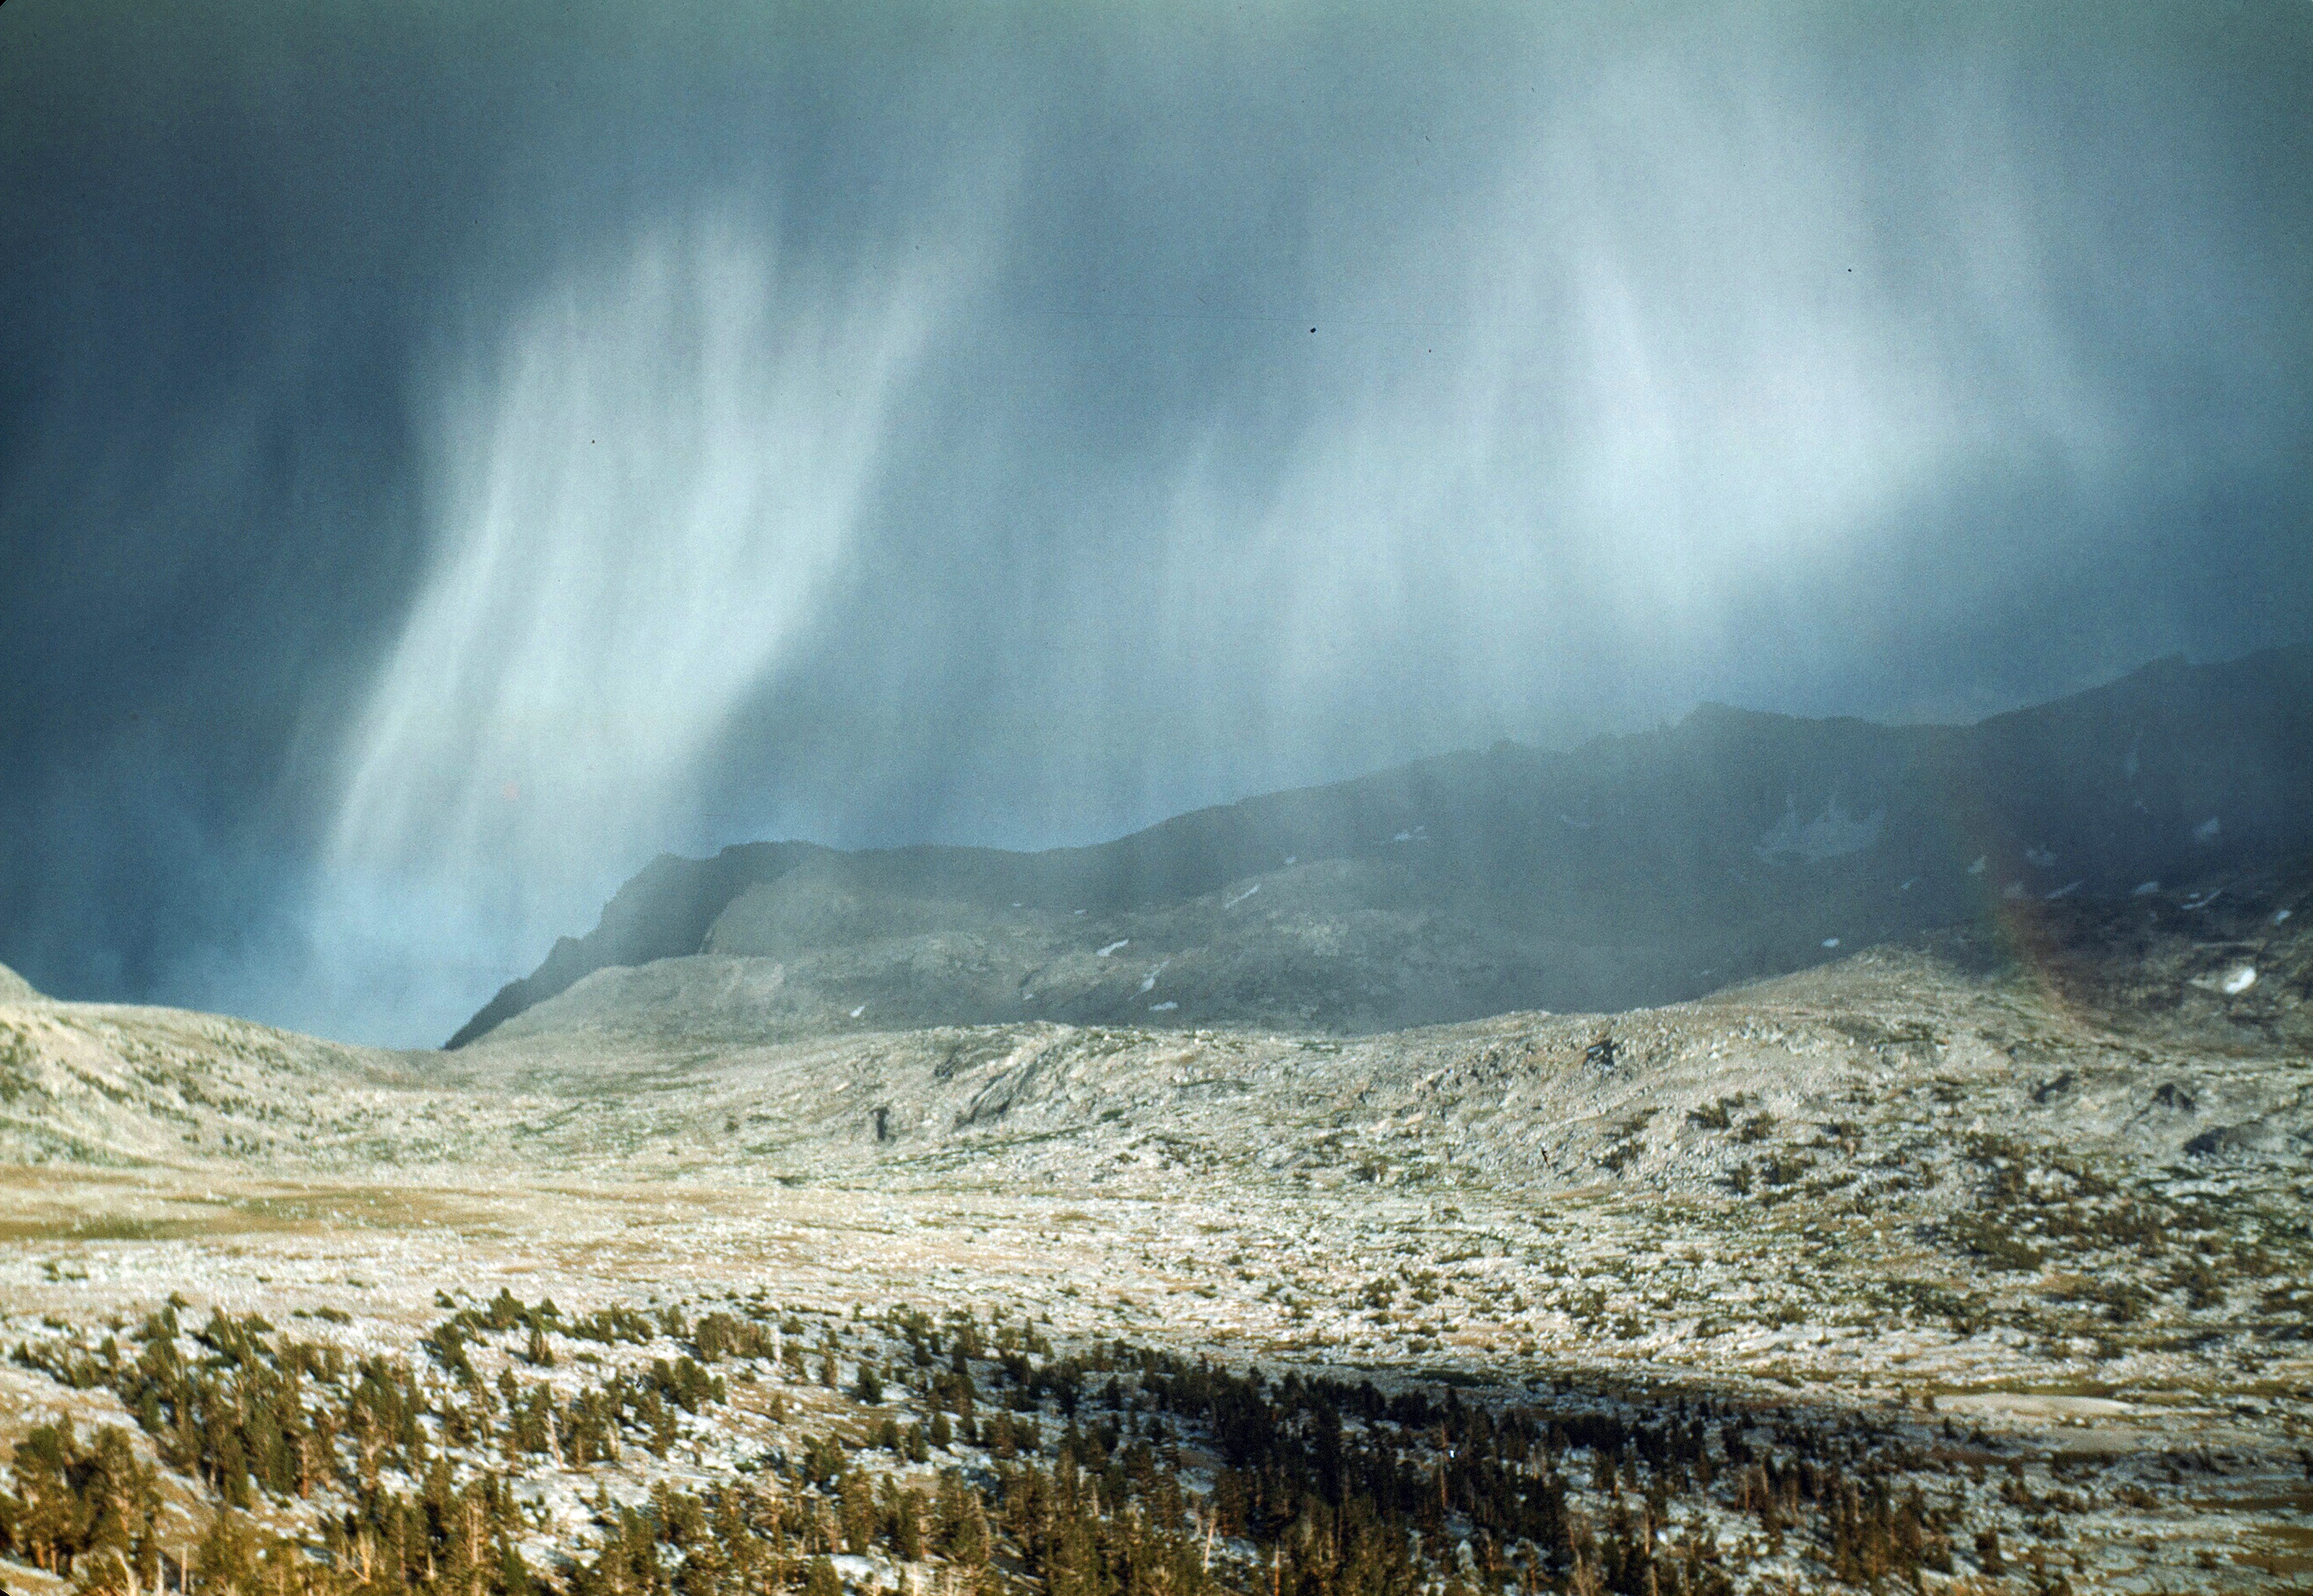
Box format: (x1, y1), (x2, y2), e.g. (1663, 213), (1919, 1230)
(448, 649), (2313, 1050)
(3, 862), (2307, 1197)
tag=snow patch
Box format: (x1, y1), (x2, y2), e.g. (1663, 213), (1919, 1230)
(1754, 796), (1883, 864)
(2132, 880), (2161, 896)
(1224, 883), (1261, 908)
(1148, 1001), (1178, 1013)
(2194, 816), (2222, 844)
(2002, 882), (2026, 901)
(1138, 962), (1170, 994)
(2220, 966), (2257, 996)
(848, 1005), (865, 1019)
(1097, 940), (1129, 957)
(2025, 847), (2057, 869)
(1968, 856), (1987, 875)
(2044, 880), (2082, 901)
(1821, 938), (1840, 949)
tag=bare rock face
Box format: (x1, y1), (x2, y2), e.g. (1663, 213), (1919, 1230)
(451, 647), (2313, 1049)
(0, 960), (40, 1004)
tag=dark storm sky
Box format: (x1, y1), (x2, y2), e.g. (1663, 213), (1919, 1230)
(3, 1), (2308, 1046)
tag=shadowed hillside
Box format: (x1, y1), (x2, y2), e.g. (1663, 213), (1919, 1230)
(449, 647), (2313, 1047)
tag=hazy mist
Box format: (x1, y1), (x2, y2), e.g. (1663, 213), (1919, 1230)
(3, 1), (2308, 1044)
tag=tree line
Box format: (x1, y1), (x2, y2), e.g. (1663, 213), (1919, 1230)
(5, 1295), (2086, 1596)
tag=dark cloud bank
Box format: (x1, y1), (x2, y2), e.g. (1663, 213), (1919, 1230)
(1, 2), (2308, 1046)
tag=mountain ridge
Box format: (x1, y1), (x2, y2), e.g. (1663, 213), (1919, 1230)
(449, 646), (2313, 1048)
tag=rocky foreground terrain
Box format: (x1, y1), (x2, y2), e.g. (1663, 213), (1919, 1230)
(0, 856), (2308, 1595)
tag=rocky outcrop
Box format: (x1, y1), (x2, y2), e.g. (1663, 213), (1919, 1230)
(443, 843), (828, 1048)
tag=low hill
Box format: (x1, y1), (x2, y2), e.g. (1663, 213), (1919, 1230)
(451, 647), (2313, 1048)
(0, 988), (420, 1167)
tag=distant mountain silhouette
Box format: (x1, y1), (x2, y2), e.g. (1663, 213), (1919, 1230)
(447, 647), (2313, 1048)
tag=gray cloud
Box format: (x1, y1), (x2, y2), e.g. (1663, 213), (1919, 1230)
(2, 1), (2307, 1044)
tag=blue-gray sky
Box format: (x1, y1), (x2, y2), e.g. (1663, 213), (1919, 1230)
(2, 1), (2308, 1044)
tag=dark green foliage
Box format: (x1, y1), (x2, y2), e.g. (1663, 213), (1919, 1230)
(0, 1417), (161, 1583)
(564, 1305), (658, 1346)
(691, 1312), (778, 1363)
(1948, 1214), (2047, 1272)
(645, 1355), (725, 1414)
(0, 1297), (2058, 1596)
